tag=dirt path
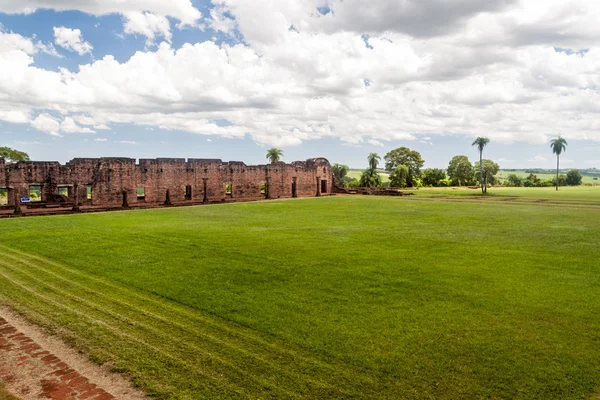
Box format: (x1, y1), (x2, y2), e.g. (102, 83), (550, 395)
(0, 307), (147, 400)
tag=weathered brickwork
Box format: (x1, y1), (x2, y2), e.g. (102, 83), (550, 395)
(0, 157), (332, 210)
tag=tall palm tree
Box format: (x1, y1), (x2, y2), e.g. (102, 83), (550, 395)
(266, 148), (283, 163)
(367, 153), (381, 171)
(472, 137), (490, 193)
(550, 137), (568, 191)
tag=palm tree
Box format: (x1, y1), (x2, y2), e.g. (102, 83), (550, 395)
(472, 137), (490, 193)
(367, 153), (381, 170)
(332, 163), (349, 184)
(266, 148), (283, 163)
(550, 137), (568, 191)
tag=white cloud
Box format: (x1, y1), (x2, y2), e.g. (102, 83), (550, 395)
(30, 113), (61, 137)
(123, 12), (172, 47)
(53, 27), (93, 55)
(368, 139), (384, 147)
(94, 138), (108, 142)
(60, 117), (95, 133)
(4, 1), (600, 149)
(0, 0), (201, 26)
(209, 6), (236, 35)
(117, 140), (137, 145)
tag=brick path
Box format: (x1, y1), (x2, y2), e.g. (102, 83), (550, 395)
(0, 317), (115, 400)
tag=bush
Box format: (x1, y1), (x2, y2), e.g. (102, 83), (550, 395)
(422, 168), (447, 187)
(438, 178), (452, 187)
(552, 175), (567, 187)
(505, 174), (523, 187)
(566, 170), (583, 186)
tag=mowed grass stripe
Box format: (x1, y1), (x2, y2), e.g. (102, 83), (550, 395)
(0, 247), (376, 398)
(0, 269), (242, 399)
(0, 243), (368, 381)
(0, 254), (348, 399)
(0, 259), (312, 400)
(0, 245), (378, 392)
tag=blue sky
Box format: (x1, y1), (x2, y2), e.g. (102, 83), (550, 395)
(1, 0), (600, 169)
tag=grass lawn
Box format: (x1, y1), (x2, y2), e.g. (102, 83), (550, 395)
(0, 193), (600, 399)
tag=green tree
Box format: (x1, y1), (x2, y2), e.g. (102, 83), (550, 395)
(550, 137), (567, 191)
(422, 168), (447, 187)
(0, 147), (30, 163)
(471, 137), (490, 193)
(367, 153), (381, 170)
(266, 148), (284, 163)
(389, 165), (409, 188)
(524, 173), (541, 187)
(332, 164), (350, 184)
(473, 160), (500, 188)
(552, 175), (567, 187)
(505, 174), (524, 187)
(447, 155), (475, 186)
(565, 169), (582, 186)
(384, 147), (424, 187)
(340, 177), (359, 187)
(359, 153), (383, 187)
(359, 169), (383, 187)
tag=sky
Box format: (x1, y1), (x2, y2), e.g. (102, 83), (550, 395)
(1, 0), (600, 169)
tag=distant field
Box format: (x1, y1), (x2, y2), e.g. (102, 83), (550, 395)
(498, 170), (600, 184)
(347, 169), (599, 185)
(347, 169), (390, 182)
(414, 185), (600, 202)
(1, 192), (600, 399)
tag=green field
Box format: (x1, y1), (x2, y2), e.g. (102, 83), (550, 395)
(498, 170), (600, 184)
(414, 185), (600, 202)
(1, 191), (600, 399)
(347, 169), (390, 183)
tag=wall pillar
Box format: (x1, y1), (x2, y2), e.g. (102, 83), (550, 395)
(316, 176), (321, 197)
(265, 177), (272, 199)
(13, 190), (22, 215)
(202, 178), (208, 203)
(72, 183), (80, 211)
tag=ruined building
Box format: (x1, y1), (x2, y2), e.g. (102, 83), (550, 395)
(0, 157), (333, 213)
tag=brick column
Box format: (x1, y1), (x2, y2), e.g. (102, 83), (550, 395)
(72, 183), (80, 211)
(13, 190), (22, 215)
(316, 176), (321, 197)
(265, 177), (272, 199)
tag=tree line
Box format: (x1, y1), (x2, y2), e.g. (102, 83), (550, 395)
(333, 136), (583, 191)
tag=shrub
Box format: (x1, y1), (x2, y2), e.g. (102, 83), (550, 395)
(566, 170), (583, 186)
(505, 174), (524, 187)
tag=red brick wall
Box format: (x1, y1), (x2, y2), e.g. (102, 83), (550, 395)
(0, 157), (332, 207)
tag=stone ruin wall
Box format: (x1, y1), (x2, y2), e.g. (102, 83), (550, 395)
(0, 157), (333, 209)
